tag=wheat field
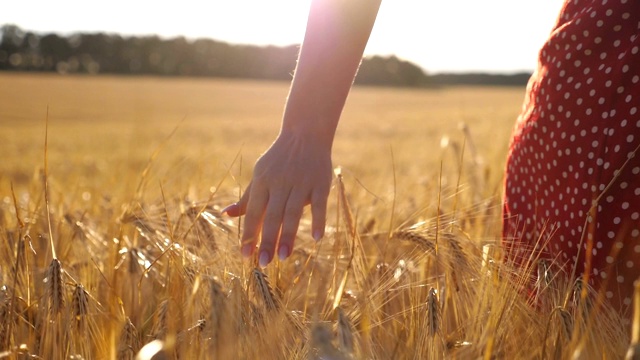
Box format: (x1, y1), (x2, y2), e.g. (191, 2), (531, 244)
(0, 73), (635, 359)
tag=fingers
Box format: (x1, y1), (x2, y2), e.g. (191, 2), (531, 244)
(222, 183), (252, 217)
(240, 183), (267, 258)
(221, 203), (241, 217)
(258, 189), (289, 267)
(311, 187), (329, 241)
(227, 178), (330, 266)
(277, 190), (306, 261)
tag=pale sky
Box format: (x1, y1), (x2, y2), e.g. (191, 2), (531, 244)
(1, 0), (566, 73)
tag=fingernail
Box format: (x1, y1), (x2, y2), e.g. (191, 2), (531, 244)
(278, 245), (289, 261)
(241, 244), (253, 258)
(258, 251), (270, 268)
(221, 203), (236, 215)
(313, 229), (323, 242)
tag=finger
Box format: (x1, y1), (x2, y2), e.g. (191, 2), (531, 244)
(241, 183), (267, 258)
(277, 190), (306, 261)
(223, 183), (252, 217)
(258, 189), (289, 267)
(221, 203), (240, 217)
(310, 187), (329, 241)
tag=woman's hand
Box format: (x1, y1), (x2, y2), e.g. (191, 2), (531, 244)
(223, 132), (332, 267)
(224, 0), (380, 267)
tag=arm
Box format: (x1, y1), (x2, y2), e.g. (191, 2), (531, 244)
(224, 0), (381, 267)
(282, 0), (382, 143)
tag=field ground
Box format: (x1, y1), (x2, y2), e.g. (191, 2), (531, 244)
(0, 73), (523, 200)
(0, 73), (632, 359)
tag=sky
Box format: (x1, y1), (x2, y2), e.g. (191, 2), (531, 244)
(1, 0), (566, 73)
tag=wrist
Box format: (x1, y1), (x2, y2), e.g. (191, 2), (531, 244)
(278, 127), (336, 151)
(280, 106), (339, 148)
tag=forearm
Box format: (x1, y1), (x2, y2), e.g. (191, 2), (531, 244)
(280, 0), (381, 145)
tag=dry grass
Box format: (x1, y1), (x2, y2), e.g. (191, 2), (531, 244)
(0, 73), (634, 359)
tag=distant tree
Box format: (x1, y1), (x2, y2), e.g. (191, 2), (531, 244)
(0, 25), (26, 70)
(39, 33), (73, 71)
(356, 55), (429, 87)
(429, 72), (531, 86)
(0, 24), (25, 50)
(0, 24), (531, 87)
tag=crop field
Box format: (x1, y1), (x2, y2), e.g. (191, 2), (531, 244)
(0, 73), (634, 359)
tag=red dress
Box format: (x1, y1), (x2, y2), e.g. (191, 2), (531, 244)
(503, 0), (640, 314)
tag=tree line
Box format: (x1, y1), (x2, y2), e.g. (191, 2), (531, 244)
(0, 25), (530, 87)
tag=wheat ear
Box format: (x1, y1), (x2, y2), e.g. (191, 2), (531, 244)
(252, 268), (279, 312)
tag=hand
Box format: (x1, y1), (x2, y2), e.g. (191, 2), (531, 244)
(223, 132), (332, 267)
(221, 0), (381, 267)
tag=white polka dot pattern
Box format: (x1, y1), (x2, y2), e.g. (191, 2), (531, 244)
(503, 0), (640, 312)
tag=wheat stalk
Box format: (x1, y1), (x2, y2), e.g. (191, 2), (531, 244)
(393, 230), (435, 252)
(443, 232), (469, 292)
(426, 287), (440, 338)
(228, 277), (251, 333)
(558, 307), (574, 341)
(45, 258), (64, 316)
(335, 168), (355, 238)
(0, 288), (9, 349)
(252, 268), (279, 312)
(205, 277), (225, 355)
(536, 259), (552, 290)
(117, 317), (141, 360)
(71, 284), (89, 330)
(571, 277), (593, 325)
(150, 299), (169, 340)
(536, 259), (556, 311)
(185, 204), (219, 251)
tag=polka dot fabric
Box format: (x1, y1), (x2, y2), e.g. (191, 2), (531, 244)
(503, 0), (640, 313)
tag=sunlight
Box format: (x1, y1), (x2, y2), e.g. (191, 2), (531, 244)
(0, 0), (564, 73)
(192, 0), (313, 46)
(367, 0), (565, 72)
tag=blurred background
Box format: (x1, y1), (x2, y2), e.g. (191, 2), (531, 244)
(0, 0), (565, 83)
(0, 0), (565, 200)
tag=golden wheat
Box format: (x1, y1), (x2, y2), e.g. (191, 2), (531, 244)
(117, 317), (141, 360)
(44, 258), (64, 316)
(252, 267), (280, 312)
(0, 75), (634, 359)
